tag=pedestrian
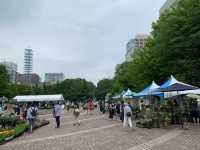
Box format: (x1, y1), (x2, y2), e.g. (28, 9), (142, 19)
(109, 102), (115, 119)
(27, 103), (37, 133)
(16, 105), (20, 116)
(73, 103), (80, 126)
(53, 102), (62, 128)
(22, 105), (27, 121)
(123, 102), (133, 128)
(116, 101), (121, 119)
(120, 101), (125, 122)
(87, 99), (94, 115)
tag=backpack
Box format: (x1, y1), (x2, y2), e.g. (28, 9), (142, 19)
(31, 108), (37, 117)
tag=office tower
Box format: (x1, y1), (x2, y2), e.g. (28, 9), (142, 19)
(24, 48), (33, 74)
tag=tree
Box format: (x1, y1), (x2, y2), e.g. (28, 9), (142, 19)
(113, 0), (200, 92)
(0, 65), (9, 97)
(58, 78), (96, 102)
(96, 79), (114, 99)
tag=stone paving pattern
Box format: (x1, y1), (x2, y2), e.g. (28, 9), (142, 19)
(1, 110), (200, 150)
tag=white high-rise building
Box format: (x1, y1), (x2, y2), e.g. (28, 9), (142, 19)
(160, 0), (180, 14)
(45, 73), (64, 84)
(125, 39), (135, 62)
(1, 61), (17, 84)
(125, 34), (149, 62)
(24, 48), (33, 74)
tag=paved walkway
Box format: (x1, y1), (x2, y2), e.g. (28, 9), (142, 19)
(1, 110), (200, 150)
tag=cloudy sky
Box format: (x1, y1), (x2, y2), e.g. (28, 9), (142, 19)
(0, 0), (165, 84)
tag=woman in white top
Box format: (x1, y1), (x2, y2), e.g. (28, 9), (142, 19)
(123, 103), (133, 128)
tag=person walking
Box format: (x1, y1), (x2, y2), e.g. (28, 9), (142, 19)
(73, 103), (80, 126)
(87, 99), (94, 115)
(123, 102), (133, 128)
(53, 102), (62, 128)
(116, 101), (121, 119)
(108, 102), (115, 119)
(27, 103), (37, 133)
(120, 101), (125, 122)
(22, 105), (27, 121)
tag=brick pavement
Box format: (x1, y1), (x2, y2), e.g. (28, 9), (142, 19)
(1, 111), (200, 150)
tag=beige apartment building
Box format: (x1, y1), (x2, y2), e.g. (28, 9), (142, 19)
(125, 34), (149, 62)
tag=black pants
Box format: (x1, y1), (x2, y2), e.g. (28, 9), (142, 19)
(120, 112), (124, 122)
(55, 116), (60, 128)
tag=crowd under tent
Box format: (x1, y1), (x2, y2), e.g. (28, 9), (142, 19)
(13, 94), (64, 102)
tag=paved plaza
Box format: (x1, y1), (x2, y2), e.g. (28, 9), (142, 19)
(1, 110), (200, 150)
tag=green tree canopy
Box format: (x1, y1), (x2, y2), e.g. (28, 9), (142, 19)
(96, 79), (114, 99)
(113, 0), (200, 92)
(0, 65), (9, 97)
(57, 78), (96, 102)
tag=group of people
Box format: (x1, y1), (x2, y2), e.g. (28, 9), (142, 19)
(108, 101), (133, 128)
(7, 99), (134, 135)
(13, 103), (38, 133)
(52, 101), (94, 128)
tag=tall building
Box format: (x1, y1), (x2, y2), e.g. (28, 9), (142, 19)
(125, 39), (135, 62)
(125, 34), (149, 62)
(160, 0), (180, 14)
(0, 61), (17, 84)
(16, 73), (41, 86)
(24, 48), (33, 74)
(45, 73), (64, 85)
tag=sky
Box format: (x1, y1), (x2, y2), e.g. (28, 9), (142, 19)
(0, 0), (166, 84)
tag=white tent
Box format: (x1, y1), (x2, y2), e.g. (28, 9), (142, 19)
(180, 89), (200, 95)
(186, 94), (200, 100)
(13, 94), (64, 102)
(123, 88), (136, 99)
(112, 95), (121, 99)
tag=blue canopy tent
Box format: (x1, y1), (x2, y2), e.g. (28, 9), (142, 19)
(157, 83), (198, 92)
(156, 75), (178, 98)
(155, 75), (198, 98)
(112, 90), (126, 99)
(123, 88), (136, 99)
(136, 81), (163, 98)
(135, 81), (163, 105)
(159, 75), (178, 89)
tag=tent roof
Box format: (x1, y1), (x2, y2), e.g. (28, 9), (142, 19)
(13, 94), (64, 102)
(180, 89), (200, 95)
(123, 88), (136, 98)
(157, 83), (198, 92)
(121, 90), (126, 96)
(136, 81), (163, 97)
(156, 75), (198, 92)
(160, 75), (178, 88)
